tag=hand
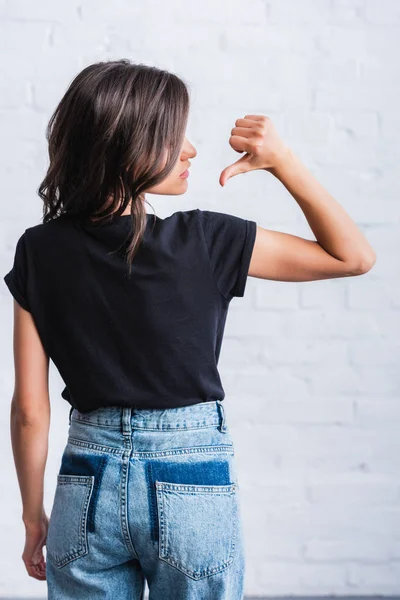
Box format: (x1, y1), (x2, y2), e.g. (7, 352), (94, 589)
(219, 115), (290, 186)
(22, 515), (49, 580)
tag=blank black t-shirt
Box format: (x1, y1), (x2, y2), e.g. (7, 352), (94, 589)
(3, 209), (257, 412)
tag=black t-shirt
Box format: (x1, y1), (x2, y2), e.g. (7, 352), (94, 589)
(3, 209), (257, 412)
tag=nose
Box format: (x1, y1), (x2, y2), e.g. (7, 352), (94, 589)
(183, 137), (197, 159)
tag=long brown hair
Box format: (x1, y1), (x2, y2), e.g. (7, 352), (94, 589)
(38, 59), (191, 271)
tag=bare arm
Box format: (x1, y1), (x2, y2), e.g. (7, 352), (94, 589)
(218, 114), (376, 281)
(248, 147), (377, 282)
(10, 300), (50, 580)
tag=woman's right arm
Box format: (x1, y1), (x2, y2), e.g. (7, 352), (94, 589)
(248, 147), (377, 282)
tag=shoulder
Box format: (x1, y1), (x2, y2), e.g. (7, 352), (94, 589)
(162, 209), (199, 226)
(162, 208), (244, 229)
(157, 208), (247, 239)
(25, 215), (69, 240)
(22, 216), (77, 257)
(195, 208), (256, 243)
(153, 209), (200, 239)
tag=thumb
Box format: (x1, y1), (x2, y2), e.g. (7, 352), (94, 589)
(219, 153), (252, 187)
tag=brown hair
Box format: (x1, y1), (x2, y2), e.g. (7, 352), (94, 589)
(38, 59), (191, 271)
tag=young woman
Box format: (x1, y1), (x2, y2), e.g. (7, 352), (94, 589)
(4, 59), (376, 600)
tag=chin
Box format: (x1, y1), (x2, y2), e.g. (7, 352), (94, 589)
(175, 181), (189, 194)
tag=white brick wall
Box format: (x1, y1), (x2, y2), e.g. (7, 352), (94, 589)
(1, 0), (399, 597)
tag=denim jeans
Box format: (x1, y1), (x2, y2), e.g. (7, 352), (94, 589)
(45, 399), (246, 599)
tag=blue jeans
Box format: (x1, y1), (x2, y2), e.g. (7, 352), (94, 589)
(46, 400), (246, 599)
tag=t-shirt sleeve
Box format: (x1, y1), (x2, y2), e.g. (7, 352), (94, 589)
(197, 209), (257, 300)
(3, 231), (31, 311)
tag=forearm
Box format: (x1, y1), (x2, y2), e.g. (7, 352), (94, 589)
(10, 401), (50, 528)
(269, 148), (377, 271)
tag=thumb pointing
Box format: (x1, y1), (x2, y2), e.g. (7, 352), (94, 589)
(219, 153), (252, 187)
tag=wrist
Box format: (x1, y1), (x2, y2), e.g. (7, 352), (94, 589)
(265, 146), (294, 177)
(23, 509), (47, 531)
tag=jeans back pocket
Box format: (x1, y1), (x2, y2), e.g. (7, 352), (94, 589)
(156, 480), (238, 580)
(46, 474), (94, 568)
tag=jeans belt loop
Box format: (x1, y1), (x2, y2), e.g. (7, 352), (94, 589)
(122, 407), (132, 436)
(217, 399), (227, 433)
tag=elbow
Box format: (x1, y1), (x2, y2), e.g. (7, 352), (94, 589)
(11, 396), (49, 427)
(10, 403), (36, 427)
(352, 252), (377, 275)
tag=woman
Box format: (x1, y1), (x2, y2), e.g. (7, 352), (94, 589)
(4, 59), (376, 600)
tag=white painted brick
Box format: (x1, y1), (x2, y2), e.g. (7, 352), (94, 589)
(392, 540), (400, 560)
(365, 0), (400, 24)
(227, 366), (310, 398)
(0, 109), (45, 141)
(297, 364), (362, 394)
(366, 31), (400, 66)
(349, 196), (400, 224)
(244, 478), (307, 504)
(295, 425), (400, 474)
(287, 110), (379, 142)
(330, 0), (367, 25)
(362, 228), (400, 278)
(309, 136), (382, 168)
(225, 309), (282, 337)
(0, 73), (30, 109)
(219, 337), (263, 368)
(306, 474), (399, 505)
(314, 57), (360, 85)
(368, 310), (400, 338)
(303, 537), (399, 562)
(349, 341), (400, 365)
(261, 339), (349, 365)
(354, 398), (400, 425)
(316, 26), (370, 60)
(380, 109), (400, 143)
(232, 421), (300, 476)
(270, 499), (400, 539)
(309, 365), (400, 395)
(84, 0), (268, 25)
(332, 110), (380, 138)
(348, 562), (400, 590)
(255, 561), (349, 590)
(268, 0), (331, 24)
(314, 164), (397, 199)
(285, 111), (334, 141)
(300, 279), (346, 309)
(69, 0), (152, 22)
(256, 281), (299, 309)
(2, 0), (399, 595)
(360, 58), (400, 85)
(242, 179), (301, 221)
(0, 20), (51, 64)
(316, 84), (400, 111)
(390, 286), (400, 308)
(245, 530), (302, 561)
(3, 0), (80, 21)
(347, 278), (394, 308)
(221, 24), (317, 55)
(235, 397), (353, 426)
(281, 310), (380, 338)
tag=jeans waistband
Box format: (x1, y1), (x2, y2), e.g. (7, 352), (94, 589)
(68, 400), (228, 433)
